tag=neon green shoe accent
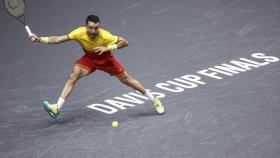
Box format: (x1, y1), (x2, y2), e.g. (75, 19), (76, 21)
(152, 97), (165, 114)
(43, 101), (59, 119)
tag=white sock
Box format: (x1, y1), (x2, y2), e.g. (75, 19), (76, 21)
(145, 92), (155, 101)
(57, 98), (65, 110)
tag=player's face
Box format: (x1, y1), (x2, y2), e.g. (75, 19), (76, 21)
(86, 21), (100, 38)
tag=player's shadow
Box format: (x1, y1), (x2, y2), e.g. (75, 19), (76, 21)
(29, 107), (163, 133)
(31, 108), (109, 130)
(127, 109), (161, 118)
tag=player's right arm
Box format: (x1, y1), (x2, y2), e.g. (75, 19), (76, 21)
(29, 33), (70, 44)
(30, 27), (82, 44)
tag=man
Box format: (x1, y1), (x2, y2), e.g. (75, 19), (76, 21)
(30, 15), (164, 119)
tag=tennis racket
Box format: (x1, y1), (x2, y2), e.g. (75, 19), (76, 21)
(4, 0), (33, 37)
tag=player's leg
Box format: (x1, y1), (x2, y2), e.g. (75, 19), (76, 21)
(57, 64), (90, 107)
(99, 56), (165, 114)
(43, 65), (90, 119)
(55, 54), (95, 112)
(116, 72), (146, 94)
(116, 72), (165, 114)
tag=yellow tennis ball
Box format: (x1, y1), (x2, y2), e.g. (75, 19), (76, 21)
(112, 121), (119, 128)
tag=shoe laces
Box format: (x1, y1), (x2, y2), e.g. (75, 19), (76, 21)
(153, 98), (160, 107)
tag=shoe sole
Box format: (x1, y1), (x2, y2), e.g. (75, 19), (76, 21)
(153, 98), (165, 114)
(43, 101), (58, 119)
(156, 108), (165, 115)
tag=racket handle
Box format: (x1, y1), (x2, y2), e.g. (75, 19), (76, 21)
(25, 25), (32, 37)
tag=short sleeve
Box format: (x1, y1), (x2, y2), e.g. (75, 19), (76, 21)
(101, 29), (119, 45)
(67, 27), (82, 40)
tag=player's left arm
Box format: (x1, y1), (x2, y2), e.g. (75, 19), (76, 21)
(94, 36), (128, 55)
(115, 36), (129, 49)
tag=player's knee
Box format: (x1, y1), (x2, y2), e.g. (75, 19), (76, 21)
(121, 77), (137, 85)
(68, 73), (79, 84)
(120, 78), (128, 84)
(120, 77), (131, 84)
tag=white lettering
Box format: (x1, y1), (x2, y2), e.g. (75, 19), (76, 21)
(87, 104), (118, 114)
(155, 83), (184, 92)
(197, 69), (223, 79)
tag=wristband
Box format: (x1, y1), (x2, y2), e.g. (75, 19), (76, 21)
(40, 37), (49, 44)
(107, 44), (118, 51)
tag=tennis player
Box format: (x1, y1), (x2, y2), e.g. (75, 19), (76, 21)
(30, 15), (164, 119)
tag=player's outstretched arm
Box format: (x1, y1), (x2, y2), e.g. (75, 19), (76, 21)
(29, 33), (70, 44)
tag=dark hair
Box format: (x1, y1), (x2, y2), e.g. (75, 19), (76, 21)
(86, 15), (100, 24)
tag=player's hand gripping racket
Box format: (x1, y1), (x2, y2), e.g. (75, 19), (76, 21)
(4, 0), (33, 38)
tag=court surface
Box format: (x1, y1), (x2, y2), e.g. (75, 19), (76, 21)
(0, 0), (280, 158)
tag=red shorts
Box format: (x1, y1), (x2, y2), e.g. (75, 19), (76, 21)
(75, 52), (125, 76)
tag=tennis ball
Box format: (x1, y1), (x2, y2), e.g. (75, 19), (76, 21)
(112, 121), (119, 128)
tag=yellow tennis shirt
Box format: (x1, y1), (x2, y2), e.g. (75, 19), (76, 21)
(67, 26), (118, 52)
